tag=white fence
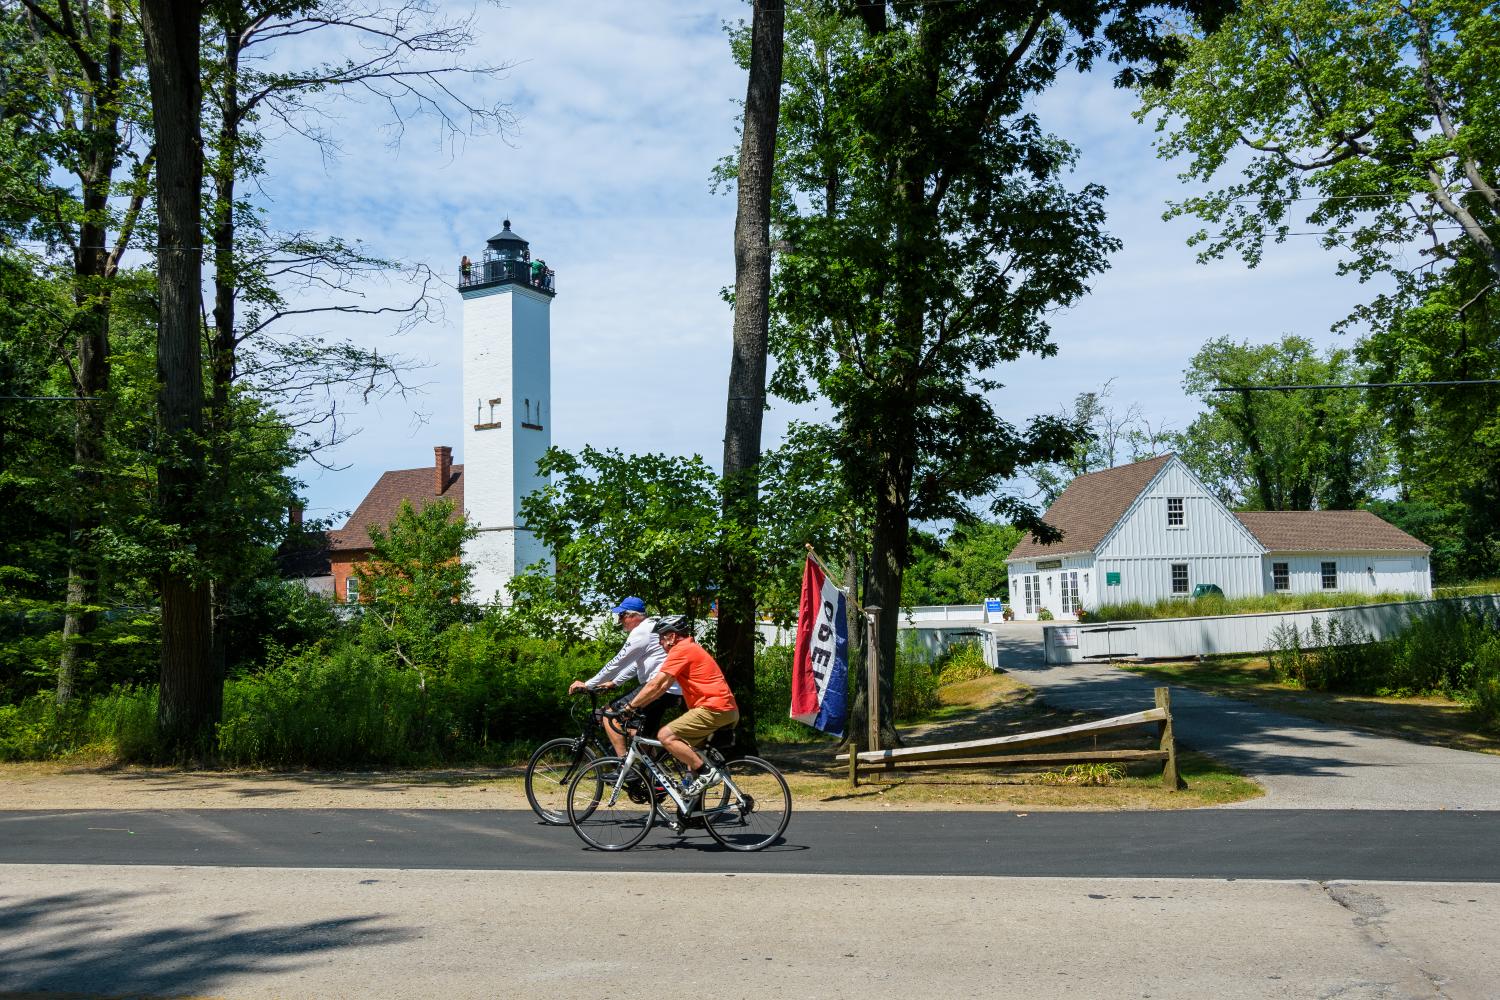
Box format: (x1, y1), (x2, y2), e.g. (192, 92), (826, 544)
(901, 604), (991, 624)
(1041, 594), (1500, 665)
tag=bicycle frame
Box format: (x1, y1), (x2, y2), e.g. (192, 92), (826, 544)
(609, 733), (748, 820)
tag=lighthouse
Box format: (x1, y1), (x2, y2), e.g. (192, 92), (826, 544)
(459, 219), (555, 603)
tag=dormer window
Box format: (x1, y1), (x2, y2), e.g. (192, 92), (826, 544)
(1167, 497), (1185, 527)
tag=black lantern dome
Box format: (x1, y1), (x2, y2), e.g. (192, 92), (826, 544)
(486, 219), (530, 260)
(459, 218), (555, 297)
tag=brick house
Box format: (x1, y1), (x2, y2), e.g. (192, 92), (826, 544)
(328, 445), (465, 602)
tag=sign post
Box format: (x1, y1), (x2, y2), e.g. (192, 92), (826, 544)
(864, 605), (881, 761)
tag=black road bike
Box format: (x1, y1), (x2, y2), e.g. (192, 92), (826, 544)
(524, 690), (614, 824)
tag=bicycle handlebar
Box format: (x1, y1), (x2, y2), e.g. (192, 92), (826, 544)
(600, 706), (646, 730)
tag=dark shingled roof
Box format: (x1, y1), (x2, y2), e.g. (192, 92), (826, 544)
(329, 465), (464, 552)
(1008, 454), (1173, 560)
(1234, 510), (1431, 553)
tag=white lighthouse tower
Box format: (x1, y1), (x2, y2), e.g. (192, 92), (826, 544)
(459, 219), (555, 603)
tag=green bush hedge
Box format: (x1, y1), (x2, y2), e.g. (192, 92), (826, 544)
(1268, 604), (1500, 726)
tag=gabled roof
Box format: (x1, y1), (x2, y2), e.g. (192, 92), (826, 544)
(1008, 454), (1173, 560)
(1234, 511), (1431, 553)
(329, 465), (464, 552)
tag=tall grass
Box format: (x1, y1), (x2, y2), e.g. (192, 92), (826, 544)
(0, 687), (157, 762)
(1434, 579), (1500, 599)
(0, 625), (595, 766)
(1094, 591), (1422, 623)
(1267, 604), (1500, 726)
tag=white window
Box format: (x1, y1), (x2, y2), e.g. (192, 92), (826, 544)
(1166, 497), (1185, 527)
(1171, 563), (1189, 595)
(1321, 561), (1338, 590)
(1023, 574), (1040, 615)
(1273, 562), (1289, 592)
(345, 574), (361, 603)
(1059, 571), (1079, 615)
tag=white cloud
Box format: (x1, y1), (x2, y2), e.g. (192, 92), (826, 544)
(264, 6), (1390, 524)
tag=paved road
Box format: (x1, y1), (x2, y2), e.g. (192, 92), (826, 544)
(3, 864), (1497, 999)
(4, 808), (1499, 881)
(989, 623), (1500, 810)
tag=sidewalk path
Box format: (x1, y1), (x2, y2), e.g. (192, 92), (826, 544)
(988, 623), (1500, 810)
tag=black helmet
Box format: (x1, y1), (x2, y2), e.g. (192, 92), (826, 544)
(652, 615), (692, 637)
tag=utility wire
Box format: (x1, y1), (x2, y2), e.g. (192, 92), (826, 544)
(1212, 379), (1500, 393)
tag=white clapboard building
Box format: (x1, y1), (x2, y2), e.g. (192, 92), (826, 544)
(1005, 455), (1432, 621)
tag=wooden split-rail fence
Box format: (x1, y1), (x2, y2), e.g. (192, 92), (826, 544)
(835, 686), (1182, 790)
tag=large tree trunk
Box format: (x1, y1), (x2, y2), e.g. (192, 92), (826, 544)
(718, 0), (783, 757)
(57, 211), (112, 703)
(141, 0), (216, 755)
(54, 2), (128, 704)
(206, 24), (243, 689)
(860, 449), (909, 750)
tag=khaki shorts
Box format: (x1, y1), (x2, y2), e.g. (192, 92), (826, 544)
(663, 707), (739, 747)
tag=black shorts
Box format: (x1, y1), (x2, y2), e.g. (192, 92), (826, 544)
(608, 689), (682, 734)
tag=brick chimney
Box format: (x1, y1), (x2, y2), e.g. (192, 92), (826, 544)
(288, 503), (304, 528)
(434, 445), (453, 496)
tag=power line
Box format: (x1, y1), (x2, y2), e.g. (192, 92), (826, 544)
(1212, 379), (1500, 393)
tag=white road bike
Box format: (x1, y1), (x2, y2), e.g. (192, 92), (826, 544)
(565, 709), (791, 852)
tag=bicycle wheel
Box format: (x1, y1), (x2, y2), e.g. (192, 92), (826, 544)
(704, 756), (791, 851)
(567, 757), (656, 851)
(525, 737), (600, 825)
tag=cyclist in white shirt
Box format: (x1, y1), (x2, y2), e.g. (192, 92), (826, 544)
(568, 596), (682, 756)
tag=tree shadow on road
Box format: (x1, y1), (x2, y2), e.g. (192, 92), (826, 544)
(0, 888), (416, 997)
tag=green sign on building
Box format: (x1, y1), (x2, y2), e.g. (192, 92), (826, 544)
(1106, 571), (1121, 586)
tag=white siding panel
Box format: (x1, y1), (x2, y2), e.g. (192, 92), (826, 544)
(1261, 553), (1432, 598)
(1100, 462), (1262, 562)
(1094, 553), (1263, 606)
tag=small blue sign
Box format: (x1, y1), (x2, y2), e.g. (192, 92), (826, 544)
(985, 598), (1004, 613)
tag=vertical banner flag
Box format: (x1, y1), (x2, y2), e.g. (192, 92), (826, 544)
(791, 556), (849, 737)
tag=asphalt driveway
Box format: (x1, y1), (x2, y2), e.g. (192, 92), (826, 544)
(988, 623), (1500, 810)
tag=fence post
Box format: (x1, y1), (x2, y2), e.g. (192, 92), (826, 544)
(865, 606), (882, 758)
(1155, 686), (1181, 790)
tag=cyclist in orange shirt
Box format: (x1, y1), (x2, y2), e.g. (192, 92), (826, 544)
(624, 615), (739, 795)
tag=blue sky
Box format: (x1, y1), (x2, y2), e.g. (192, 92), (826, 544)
(266, 1), (1388, 528)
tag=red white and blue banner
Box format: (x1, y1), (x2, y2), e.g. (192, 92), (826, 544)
(791, 556), (849, 737)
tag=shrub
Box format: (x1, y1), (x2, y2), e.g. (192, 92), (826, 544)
(936, 640), (991, 685)
(894, 631), (940, 719)
(1037, 608), (1054, 621)
(1265, 603), (1500, 710)
(1468, 638), (1500, 726)
(0, 687), (156, 762)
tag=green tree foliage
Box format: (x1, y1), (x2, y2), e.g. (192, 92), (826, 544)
(1172, 335), (1388, 510)
(1, 0), (156, 701)
(513, 434), (856, 642)
(515, 447), (723, 633)
(1360, 255), (1500, 579)
(759, 0), (1228, 745)
(1140, 0), (1500, 290)
(1140, 0), (1500, 576)
(902, 522), (1024, 606)
(354, 498), (477, 673)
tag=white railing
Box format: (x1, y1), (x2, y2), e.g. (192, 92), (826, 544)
(1041, 593), (1500, 665)
(901, 604), (988, 624)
